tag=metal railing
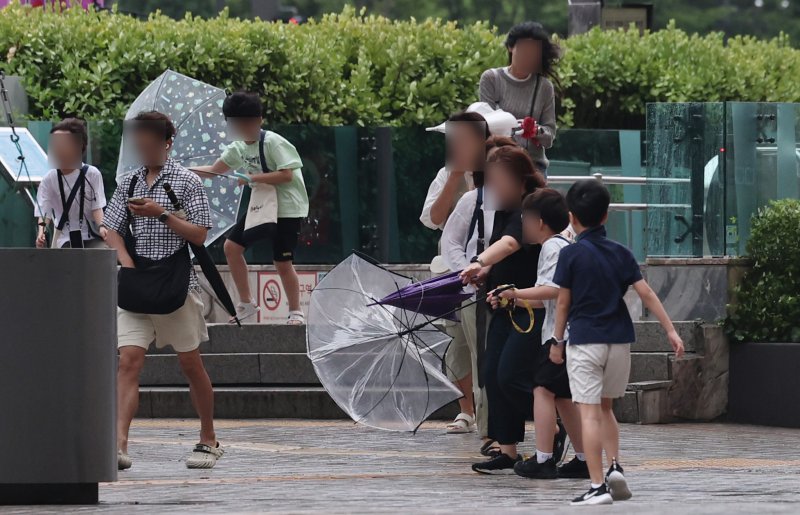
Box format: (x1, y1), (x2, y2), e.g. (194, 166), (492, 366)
(547, 172), (692, 254)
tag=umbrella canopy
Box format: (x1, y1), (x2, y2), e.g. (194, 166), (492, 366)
(374, 271), (472, 322)
(307, 254), (462, 432)
(116, 69), (240, 246)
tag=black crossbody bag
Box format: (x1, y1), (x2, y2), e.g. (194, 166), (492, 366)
(117, 174), (190, 314)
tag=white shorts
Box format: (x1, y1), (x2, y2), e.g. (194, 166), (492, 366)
(566, 343), (631, 405)
(118, 290), (208, 353)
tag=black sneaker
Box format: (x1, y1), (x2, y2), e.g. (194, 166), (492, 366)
(472, 453), (522, 475)
(606, 459), (632, 501)
(558, 456), (590, 479)
(570, 483), (613, 506)
(553, 420), (567, 464)
(479, 439), (499, 457)
(514, 456), (558, 479)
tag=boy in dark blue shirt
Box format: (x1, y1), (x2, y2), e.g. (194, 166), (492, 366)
(550, 180), (684, 506)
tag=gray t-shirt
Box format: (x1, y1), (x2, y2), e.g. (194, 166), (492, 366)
(536, 234), (571, 342)
(478, 67), (557, 170)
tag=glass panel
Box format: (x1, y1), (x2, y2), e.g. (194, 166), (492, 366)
(725, 102), (800, 256)
(645, 102), (725, 257)
(4, 124), (649, 262)
(549, 129), (644, 258)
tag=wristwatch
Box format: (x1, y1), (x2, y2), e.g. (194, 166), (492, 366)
(549, 336), (566, 346)
(158, 211), (170, 223)
(470, 255), (486, 267)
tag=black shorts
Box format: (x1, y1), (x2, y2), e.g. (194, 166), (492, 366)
(534, 339), (572, 399)
(226, 217), (302, 262)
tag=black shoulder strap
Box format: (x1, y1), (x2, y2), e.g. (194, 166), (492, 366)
(123, 173), (140, 256)
(467, 187), (485, 254)
(127, 173), (139, 198)
(56, 165), (88, 231)
(258, 129), (271, 173)
(528, 74), (542, 119)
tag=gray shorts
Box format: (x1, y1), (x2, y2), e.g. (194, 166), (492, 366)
(566, 343), (631, 405)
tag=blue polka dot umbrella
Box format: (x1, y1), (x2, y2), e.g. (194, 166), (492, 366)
(116, 69), (242, 246)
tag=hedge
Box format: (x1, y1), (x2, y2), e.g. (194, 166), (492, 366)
(724, 199), (800, 343)
(2, 5), (800, 128)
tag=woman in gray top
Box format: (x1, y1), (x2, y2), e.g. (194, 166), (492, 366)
(479, 21), (561, 174)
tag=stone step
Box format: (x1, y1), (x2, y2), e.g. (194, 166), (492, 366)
(614, 381), (675, 424)
(146, 321), (702, 356)
(140, 353), (318, 386)
(148, 324), (307, 355)
(137, 386), (459, 420)
(631, 321), (703, 353)
(629, 352), (702, 382)
(141, 351), (700, 387)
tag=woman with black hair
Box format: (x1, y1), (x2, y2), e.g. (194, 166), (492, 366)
(479, 21), (561, 175)
(460, 145), (548, 474)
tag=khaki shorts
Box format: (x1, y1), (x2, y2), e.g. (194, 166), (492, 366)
(566, 343), (631, 405)
(118, 290), (208, 353)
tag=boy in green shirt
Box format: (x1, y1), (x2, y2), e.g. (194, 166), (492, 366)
(194, 92), (309, 324)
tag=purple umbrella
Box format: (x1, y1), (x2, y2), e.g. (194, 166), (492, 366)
(373, 271), (472, 322)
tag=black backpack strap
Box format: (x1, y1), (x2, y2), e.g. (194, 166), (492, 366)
(467, 187), (485, 254)
(56, 165), (88, 231)
(258, 129), (271, 173)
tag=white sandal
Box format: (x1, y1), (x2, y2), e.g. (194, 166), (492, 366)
(186, 442), (224, 469)
(287, 310), (305, 325)
(446, 413), (476, 434)
(118, 450), (132, 471)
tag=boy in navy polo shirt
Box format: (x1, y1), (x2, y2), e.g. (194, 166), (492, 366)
(550, 180), (684, 506)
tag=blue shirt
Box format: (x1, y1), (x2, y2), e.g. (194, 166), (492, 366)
(553, 226), (642, 345)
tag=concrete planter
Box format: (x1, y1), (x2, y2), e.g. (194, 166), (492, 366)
(728, 341), (800, 428)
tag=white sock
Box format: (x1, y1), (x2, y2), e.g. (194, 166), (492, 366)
(576, 452), (586, 461)
(536, 450), (553, 463)
(591, 482), (603, 489)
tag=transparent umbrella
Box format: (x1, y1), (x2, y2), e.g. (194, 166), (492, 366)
(116, 69), (241, 245)
(307, 253), (463, 432)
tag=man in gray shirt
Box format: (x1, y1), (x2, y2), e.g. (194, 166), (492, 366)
(480, 21), (561, 173)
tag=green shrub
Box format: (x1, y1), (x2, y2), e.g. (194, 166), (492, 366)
(724, 199), (800, 343)
(2, 6), (800, 127)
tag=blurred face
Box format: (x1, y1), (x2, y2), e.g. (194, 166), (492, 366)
(521, 211), (547, 244)
(132, 130), (171, 168)
(484, 160), (525, 210)
(48, 131), (83, 170)
(226, 117), (263, 142)
(445, 122), (486, 172)
(509, 38), (542, 75)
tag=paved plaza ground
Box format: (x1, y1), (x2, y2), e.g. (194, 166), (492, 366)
(6, 419), (800, 514)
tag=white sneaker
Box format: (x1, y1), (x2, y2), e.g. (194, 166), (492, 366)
(232, 301), (259, 323)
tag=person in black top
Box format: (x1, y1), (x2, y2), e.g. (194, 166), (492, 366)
(460, 145), (546, 474)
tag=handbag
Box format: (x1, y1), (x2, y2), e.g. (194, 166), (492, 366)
(117, 174), (190, 314)
(117, 245), (190, 314)
(243, 129), (279, 232)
